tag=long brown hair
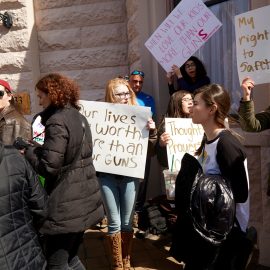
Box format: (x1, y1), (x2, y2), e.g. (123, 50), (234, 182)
(194, 84), (232, 156)
(105, 78), (137, 105)
(158, 90), (192, 136)
(166, 90), (192, 118)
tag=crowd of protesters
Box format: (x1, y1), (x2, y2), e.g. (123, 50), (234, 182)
(0, 53), (264, 270)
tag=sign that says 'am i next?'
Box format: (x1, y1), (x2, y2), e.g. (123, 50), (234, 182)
(79, 100), (151, 179)
(235, 5), (270, 85)
(145, 0), (222, 72)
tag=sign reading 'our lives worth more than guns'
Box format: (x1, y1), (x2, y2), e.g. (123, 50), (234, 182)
(235, 5), (270, 85)
(145, 0), (222, 72)
(79, 100), (151, 179)
(165, 118), (204, 172)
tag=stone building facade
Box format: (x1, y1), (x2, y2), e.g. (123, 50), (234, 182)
(1, 0), (270, 267)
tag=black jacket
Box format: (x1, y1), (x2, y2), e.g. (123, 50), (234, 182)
(25, 104), (104, 234)
(0, 144), (47, 270)
(170, 131), (249, 267)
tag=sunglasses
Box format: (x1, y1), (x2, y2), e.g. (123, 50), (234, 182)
(131, 70), (144, 78)
(0, 90), (6, 97)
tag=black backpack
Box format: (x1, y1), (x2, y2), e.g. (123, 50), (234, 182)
(138, 199), (168, 235)
(189, 165), (235, 246)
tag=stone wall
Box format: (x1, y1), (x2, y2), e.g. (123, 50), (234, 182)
(34, 0), (130, 102)
(0, 0), (40, 114)
(236, 128), (270, 266)
(125, 0), (142, 72)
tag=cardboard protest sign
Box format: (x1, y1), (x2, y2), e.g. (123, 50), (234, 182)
(235, 6), (270, 85)
(165, 118), (204, 172)
(79, 100), (151, 178)
(145, 0), (222, 72)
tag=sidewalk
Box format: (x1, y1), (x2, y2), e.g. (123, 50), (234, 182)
(78, 227), (270, 270)
(78, 227), (182, 270)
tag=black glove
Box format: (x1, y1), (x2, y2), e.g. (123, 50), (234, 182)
(13, 137), (32, 150)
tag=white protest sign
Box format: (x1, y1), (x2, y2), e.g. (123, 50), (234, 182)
(165, 118), (204, 172)
(79, 100), (151, 178)
(235, 6), (270, 85)
(145, 0), (222, 72)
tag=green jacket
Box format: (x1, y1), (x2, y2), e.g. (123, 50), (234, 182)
(238, 100), (270, 132)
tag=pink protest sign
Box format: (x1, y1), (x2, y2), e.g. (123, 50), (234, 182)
(145, 0), (222, 72)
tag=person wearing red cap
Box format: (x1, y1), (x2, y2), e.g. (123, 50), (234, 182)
(0, 79), (31, 145)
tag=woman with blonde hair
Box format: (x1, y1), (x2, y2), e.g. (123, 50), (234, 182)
(99, 77), (156, 270)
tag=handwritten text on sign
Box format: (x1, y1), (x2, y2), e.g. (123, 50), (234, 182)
(145, 0), (222, 72)
(235, 5), (270, 85)
(165, 118), (204, 172)
(79, 100), (151, 178)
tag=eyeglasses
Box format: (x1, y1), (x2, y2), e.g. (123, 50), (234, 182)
(182, 98), (193, 102)
(114, 92), (131, 99)
(185, 63), (196, 69)
(130, 70), (145, 78)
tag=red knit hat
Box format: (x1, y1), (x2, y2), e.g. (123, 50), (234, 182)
(0, 79), (12, 92)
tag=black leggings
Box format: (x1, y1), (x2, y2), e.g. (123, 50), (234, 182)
(44, 232), (85, 270)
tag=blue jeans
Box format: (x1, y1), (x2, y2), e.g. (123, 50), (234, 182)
(98, 173), (140, 234)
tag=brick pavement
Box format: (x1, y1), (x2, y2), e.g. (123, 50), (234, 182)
(78, 227), (270, 270)
(78, 227), (183, 270)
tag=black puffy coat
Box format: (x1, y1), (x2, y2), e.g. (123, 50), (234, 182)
(0, 144), (47, 270)
(25, 104), (104, 234)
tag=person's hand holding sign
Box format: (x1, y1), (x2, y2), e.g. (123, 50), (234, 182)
(171, 64), (182, 79)
(241, 77), (255, 101)
(147, 118), (156, 130)
(159, 132), (171, 147)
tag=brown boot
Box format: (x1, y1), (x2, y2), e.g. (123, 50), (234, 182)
(106, 232), (123, 270)
(121, 231), (134, 270)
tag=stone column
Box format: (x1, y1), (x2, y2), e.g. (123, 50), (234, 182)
(235, 128), (270, 267)
(0, 0), (40, 116)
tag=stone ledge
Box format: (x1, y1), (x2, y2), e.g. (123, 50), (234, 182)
(39, 45), (128, 72)
(0, 29), (29, 52)
(0, 51), (33, 72)
(0, 1), (26, 10)
(35, 2), (125, 31)
(233, 128), (270, 147)
(38, 23), (127, 52)
(35, 0), (119, 10)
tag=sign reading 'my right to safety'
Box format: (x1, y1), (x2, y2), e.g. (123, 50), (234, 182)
(235, 5), (270, 85)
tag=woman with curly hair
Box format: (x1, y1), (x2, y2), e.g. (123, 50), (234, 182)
(24, 73), (104, 270)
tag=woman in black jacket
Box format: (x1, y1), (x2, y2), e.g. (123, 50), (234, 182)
(24, 73), (104, 270)
(0, 142), (47, 269)
(171, 84), (249, 270)
(167, 56), (210, 95)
